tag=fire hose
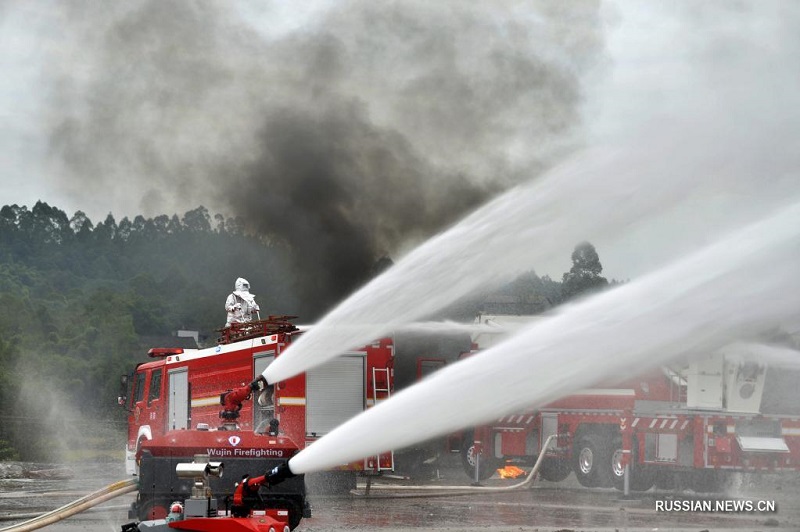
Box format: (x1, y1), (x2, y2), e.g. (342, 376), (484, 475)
(356, 434), (559, 497)
(0, 478), (138, 532)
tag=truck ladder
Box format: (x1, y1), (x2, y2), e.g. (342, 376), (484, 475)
(371, 367), (394, 472)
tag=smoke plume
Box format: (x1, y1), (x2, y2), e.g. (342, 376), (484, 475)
(34, 0), (606, 314)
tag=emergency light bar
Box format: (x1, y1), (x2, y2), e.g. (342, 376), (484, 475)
(148, 347), (185, 357)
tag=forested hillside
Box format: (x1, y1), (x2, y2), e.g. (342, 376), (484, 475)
(0, 202), (300, 461)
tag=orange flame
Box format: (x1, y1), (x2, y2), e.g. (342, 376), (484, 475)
(496, 465), (526, 479)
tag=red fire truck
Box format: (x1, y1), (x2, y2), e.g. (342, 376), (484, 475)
(119, 317), (395, 482)
(460, 314), (800, 492)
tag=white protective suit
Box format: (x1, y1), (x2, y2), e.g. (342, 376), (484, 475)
(225, 277), (260, 327)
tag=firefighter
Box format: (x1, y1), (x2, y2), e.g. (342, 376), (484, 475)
(225, 277), (260, 327)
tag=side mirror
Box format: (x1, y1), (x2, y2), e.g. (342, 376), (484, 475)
(118, 374), (129, 408)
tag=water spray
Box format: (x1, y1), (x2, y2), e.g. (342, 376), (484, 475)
(724, 342), (800, 370)
(282, 200), (800, 474)
(265, 129), (800, 386)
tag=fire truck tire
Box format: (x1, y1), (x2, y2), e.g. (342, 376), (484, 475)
(460, 436), (499, 481)
(610, 438), (654, 492)
(572, 434), (612, 488)
(538, 458), (572, 483)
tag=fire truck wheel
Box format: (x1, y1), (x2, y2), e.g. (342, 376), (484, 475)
(610, 438), (654, 492)
(460, 436), (499, 481)
(572, 434), (612, 488)
(538, 458), (572, 483)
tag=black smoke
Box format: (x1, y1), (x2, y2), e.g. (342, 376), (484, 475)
(235, 102), (493, 311)
(39, 0), (606, 316)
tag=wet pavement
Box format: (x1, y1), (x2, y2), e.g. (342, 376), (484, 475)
(1, 459), (798, 532)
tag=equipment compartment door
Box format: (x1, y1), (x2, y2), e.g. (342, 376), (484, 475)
(306, 354), (365, 436)
(167, 368), (189, 430)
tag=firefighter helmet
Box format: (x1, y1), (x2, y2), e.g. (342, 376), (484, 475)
(235, 277), (250, 292)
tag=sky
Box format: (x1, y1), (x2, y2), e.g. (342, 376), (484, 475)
(0, 1), (798, 282)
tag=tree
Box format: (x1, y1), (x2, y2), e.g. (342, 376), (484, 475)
(539, 274), (564, 307)
(116, 216), (132, 241)
(93, 213), (117, 242)
(561, 241), (608, 301)
(182, 206), (211, 233)
(31, 201), (71, 245)
(69, 210), (93, 233)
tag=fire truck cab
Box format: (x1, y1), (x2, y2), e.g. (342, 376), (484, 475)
(119, 318), (395, 478)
